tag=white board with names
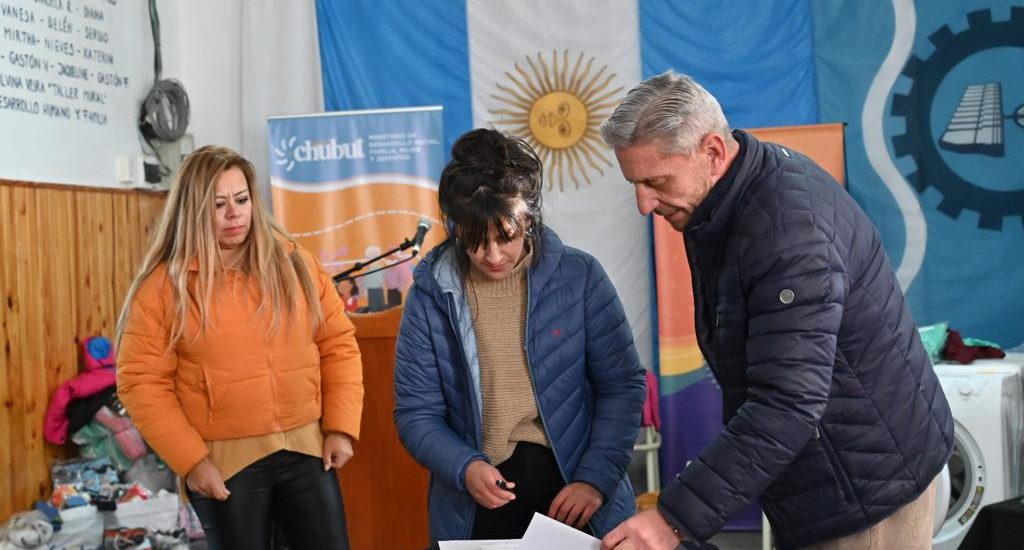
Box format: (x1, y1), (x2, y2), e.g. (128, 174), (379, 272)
(0, 0), (150, 187)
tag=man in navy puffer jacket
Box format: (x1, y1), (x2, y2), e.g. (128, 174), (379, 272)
(599, 71), (953, 550)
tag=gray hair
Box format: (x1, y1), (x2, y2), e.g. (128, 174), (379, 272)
(600, 70), (730, 154)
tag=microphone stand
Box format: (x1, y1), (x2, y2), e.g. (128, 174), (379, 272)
(332, 236), (421, 284)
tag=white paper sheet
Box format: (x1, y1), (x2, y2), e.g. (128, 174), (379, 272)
(521, 513), (601, 550)
(438, 512), (601, 550)
(438, 540), (519, 550)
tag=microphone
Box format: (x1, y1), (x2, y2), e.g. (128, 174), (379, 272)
(410, 218), (432, 256)
(333, 218), (433, 284)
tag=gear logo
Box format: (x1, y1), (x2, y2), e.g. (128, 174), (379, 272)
(274, 136), (298, 172)
(890, 8), (1024, 230)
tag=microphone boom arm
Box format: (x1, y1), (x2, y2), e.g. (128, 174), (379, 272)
(331, 235), (421, 284)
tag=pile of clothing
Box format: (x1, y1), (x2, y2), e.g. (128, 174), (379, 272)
(919, 322), (1007, 364)
(43, 337), (147, 470)
(0, 335), (204, 549)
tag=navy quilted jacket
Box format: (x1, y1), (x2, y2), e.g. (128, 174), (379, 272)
(657, 131), (953, 549)
(394, 228), (646, 542)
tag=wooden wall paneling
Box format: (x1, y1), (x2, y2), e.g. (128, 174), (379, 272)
(19, 185), (50, 510)
(3, 185), (30, 515)
(136, 194), (166, 281)
(39, 188), (82, 388)
(74, 191), (116, 338)
(122, 192), (166, 290)
(111, 193), (137, 312)
(136, 192), (167, 245)
(143, 196), (166, 250)
(37, 187), (79, 490)
(0, 181), (166, 522)
(1, 185), (38, 514)
(1, 184), (17, 518)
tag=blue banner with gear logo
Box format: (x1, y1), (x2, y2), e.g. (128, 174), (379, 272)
(815, 1), (1024, 349)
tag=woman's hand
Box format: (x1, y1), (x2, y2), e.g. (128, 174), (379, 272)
(185, 458), (230, 500)
(464, 460), (516, 509)
(549, 481), (604, 528)
(323, 432), (355, 470)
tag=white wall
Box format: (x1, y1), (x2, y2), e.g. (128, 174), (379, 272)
(158, 0), (244, 154)
(0, 0), (153, 187)
(0, 0), (247, 187)
(156, 0), (323, 205)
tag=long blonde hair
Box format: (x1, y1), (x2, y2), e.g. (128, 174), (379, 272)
(116, 145), (323, 348)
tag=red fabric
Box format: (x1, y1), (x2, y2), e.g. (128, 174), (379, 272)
(942, 329), (1006, 364)
(642, 370), (661, 430)
(44, 368), (116, 445)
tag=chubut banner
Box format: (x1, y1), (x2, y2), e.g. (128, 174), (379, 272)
(268, 106), (445, 312)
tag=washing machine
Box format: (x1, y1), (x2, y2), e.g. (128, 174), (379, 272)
(932, 359), (1024, 550)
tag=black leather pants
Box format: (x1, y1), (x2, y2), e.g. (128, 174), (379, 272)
(188, 450), (349, 550)
(470, 442), (568, 539)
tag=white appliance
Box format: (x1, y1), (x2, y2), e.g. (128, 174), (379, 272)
(932, 358), (1024, 550)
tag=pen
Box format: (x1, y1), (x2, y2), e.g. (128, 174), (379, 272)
(495, 479), (513, 492)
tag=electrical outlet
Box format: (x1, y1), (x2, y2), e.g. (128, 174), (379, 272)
(115, 155), (145, 185)
(115, 155), (133, 183)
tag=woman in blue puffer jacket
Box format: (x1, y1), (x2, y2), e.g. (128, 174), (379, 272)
(394, 128), (647, 543)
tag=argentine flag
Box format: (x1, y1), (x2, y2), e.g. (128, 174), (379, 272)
(312, 2), (819, 525)
(317, 0), (653, 366)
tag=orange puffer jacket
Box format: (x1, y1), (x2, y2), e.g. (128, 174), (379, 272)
(116, 245), (363, 477)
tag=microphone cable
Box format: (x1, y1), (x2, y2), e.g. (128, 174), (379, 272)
(138, 0), (190, 178)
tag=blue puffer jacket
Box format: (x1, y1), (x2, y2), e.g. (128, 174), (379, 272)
(658, 131), (953, 549)
(394, 228), (646, 542)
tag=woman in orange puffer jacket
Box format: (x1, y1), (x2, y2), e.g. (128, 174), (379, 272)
(115, 145), (363, 550)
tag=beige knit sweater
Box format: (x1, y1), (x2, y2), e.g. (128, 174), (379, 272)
(467, 249), (549, 465)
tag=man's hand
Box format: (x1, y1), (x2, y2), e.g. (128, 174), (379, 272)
(602, 509), (682, 550)
(185, 457), (230, 500)
(322, 432), (355, 470)
(464, 460), (516, 509)
(548, 481), (603, 528)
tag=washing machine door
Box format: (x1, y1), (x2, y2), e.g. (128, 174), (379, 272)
(933, 419), (986, 550)
(933, 463), (950, 536)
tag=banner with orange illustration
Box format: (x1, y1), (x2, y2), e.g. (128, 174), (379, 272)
(655, 123), (846, 527)
(655, 123), (846, 392)
(268, 107), (445, 313)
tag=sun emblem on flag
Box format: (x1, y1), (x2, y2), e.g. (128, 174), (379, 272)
(490, 50), (623, 192)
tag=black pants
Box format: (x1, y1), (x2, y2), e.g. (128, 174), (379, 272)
(188, 450), (349, 550)
(470, 442), (573, 539)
